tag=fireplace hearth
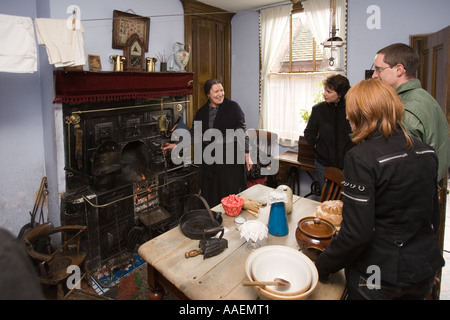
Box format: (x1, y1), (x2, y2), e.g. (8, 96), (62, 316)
(58, 71), (198, 270)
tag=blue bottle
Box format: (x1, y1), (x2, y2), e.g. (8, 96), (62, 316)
(268, 202), (288, 236)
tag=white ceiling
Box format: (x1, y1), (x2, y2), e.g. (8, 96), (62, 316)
(197, 0), (291, 13)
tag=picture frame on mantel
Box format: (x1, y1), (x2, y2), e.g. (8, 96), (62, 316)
(112, 10), (150, 52)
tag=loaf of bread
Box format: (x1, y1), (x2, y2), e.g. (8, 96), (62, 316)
(315, 200), (343, 227)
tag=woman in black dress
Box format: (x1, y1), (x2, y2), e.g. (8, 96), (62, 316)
(304, 74), (355, 189)
(163, 79), (252, 207)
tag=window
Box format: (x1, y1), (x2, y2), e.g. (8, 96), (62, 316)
(272, 11), (323, 73)
(259, 0), (347, 145)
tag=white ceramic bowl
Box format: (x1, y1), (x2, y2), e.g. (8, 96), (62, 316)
(251, 250), (312, 296)
(245, 245), (319, 300)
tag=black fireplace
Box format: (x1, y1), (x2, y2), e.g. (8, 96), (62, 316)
(58, 71), (198, 270)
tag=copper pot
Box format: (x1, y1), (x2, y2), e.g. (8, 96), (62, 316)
(295, 217), (336, 260)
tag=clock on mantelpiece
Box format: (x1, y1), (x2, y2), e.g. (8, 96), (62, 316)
(123, 33), (145, 71)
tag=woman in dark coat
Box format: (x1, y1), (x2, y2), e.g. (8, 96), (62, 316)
(163, 79), (252, 207)
(304, 74), (355, 189)
(315, 79), (444, 300)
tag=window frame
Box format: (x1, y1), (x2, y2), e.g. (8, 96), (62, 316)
(259, 0), (348, 144)
(283, 2), (347, 74)
(286, 4), (321, 73)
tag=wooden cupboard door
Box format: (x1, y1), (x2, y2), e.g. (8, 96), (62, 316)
(188, 18), (232, 126)
(410, 35), (429, 91)
(426, 26), (449, 262)
(181, 0), (234, 127)
(426, 26), (449, 118)
(414, 26), (450, 122)
(191, 18), (218, 114)
(412, 25), (450, 300)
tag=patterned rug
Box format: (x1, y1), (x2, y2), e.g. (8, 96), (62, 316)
(89, 254), (175, 300)
(115, 264), (149, 300)
(114, 264), (175, 300)
(90, 254), (149, 300)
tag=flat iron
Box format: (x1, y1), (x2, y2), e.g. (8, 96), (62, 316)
(185, 226), (228, 259)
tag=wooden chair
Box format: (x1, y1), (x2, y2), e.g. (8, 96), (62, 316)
(246, 129), (277, 187)
(298, 137), (321, 198)
(24, 222), (88, 299)
(320, 167), (344, 202)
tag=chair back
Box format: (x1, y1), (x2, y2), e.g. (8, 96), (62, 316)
(246, 130), (278, 186)
(248, 129), (273, 158)
(297, 136), (315, 165)
(24, 222), (54, 244)
(320, 167), (344, 202)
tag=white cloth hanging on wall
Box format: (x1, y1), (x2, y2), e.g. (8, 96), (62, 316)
(34, 18), (85, 67)
(0, 13), (37, 73)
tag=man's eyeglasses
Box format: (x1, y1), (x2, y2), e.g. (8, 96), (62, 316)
(373, 66), (391, 73)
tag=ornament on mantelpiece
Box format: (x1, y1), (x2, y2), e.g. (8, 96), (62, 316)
(156, 50), (170, 72)
(123, 33), (145, 71)
(173, 42), (190, 71)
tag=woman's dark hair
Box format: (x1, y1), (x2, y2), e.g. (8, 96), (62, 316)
(204, 79), (222, 97)
(324, 74), (351, 99)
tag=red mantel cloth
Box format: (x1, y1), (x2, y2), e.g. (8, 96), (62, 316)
(53, 70), (194, 104)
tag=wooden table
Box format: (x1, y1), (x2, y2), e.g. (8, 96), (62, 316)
(276, 150), (315, 173)
(138, 184), (346, 300)
(275, 151), (318, 197)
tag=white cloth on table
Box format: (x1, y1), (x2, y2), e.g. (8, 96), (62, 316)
(0, 13), (37, 73)
(34, 18), (85, 67)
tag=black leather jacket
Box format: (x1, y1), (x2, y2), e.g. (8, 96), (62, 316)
(315, 129), (444, 286)
(304, 100), (355, 169)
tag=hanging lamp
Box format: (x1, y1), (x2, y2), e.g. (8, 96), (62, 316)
(320, 0), (345, 72)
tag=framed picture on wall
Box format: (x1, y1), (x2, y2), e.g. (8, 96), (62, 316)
(112, 10), (150, 52)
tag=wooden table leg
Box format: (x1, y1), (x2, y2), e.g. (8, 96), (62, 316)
(146, 261), (190, 300)
(146, 263), (165, 300)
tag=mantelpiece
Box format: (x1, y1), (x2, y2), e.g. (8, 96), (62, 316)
(53, 70), (194, 104)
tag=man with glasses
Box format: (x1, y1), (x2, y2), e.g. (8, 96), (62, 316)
(373, 43), (450, 182)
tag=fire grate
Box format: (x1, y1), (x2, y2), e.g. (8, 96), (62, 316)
(137, 206), (171, 227)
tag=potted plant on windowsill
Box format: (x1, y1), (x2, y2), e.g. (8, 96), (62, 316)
(299, 109), (310, 124)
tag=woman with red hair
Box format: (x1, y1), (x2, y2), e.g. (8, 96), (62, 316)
(315, 79), (444, 300)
